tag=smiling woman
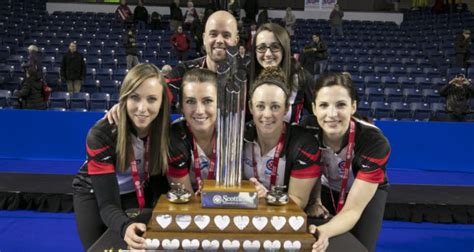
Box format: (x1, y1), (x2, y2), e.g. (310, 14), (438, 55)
(250, 23), (316, 124)
(72, 63), (170, 250)
(242, 66), (321, 210)
(303, 72), (391, 252)
(167, 68), (218, 193)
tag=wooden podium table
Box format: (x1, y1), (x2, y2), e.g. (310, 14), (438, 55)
(88, 196), (368, 252)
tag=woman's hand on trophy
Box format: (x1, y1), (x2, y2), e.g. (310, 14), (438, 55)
(249, 177), (268, 198)
(194, 179), (203, 196)
(104, 103), (120, 125)
(124, 223), (147, 250)
(309, 224), (329, 252)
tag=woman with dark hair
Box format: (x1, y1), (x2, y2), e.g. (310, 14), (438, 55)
(304, 73), (391, 252)
(249, 23), (315, 124)
(72, 63), (170, 250)
(243, 66), (321, 210)
(167, 68), (218, 193)
(15, 68), (46, 110)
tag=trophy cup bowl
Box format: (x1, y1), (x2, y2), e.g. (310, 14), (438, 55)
(166, 183), (192, 204)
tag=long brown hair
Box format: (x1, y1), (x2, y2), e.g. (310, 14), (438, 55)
(117, 63), (170, 175)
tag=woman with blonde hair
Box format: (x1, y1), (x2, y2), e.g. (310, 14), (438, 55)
(72, 63), (170, 250)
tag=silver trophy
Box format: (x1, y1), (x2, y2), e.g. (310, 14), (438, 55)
(215, 45), (247, 187)
(201, 46), (257, 208)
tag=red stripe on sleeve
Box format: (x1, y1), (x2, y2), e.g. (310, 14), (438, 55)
(87, 145), (111, 157)
(87, 160), (115, 175)
(291, 164), (321, 179)
(356, 168), (385, 183)
(167, 166), (189, 178)
(165, 77), (182, 84)
(361, 150), (390, 166)
(166, 87), (174, 105)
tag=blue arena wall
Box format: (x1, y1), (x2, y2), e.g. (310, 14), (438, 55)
(0, 109), (473, 173)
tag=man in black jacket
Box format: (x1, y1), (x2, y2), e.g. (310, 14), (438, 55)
(169, 0), (183, 32)
(440, 74), (474, 122)
(301, 34), (328, 75)
(454, 29), (471, 68)
(60, 42), (86, 94)
(133, 0), (149, 30)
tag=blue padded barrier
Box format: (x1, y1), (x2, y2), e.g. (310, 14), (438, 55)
(0, 110), (472, 173)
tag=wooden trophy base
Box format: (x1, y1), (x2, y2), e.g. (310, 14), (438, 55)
(144, 180), (316, 251)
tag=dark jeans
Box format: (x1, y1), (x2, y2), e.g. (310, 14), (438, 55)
(175, 50), (188, 61)
(321, 185), (388, 252)
(314, 60), (328, 74)
(73, 191), (137, 250)
(455, 53), (469, 68)
(448, 112), (466, 122)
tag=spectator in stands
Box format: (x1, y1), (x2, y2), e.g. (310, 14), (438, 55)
(411, 0), (429, 10)
(284, 7), (296, 37)
(203, 0), (217, 25)
(72, 63), (170, 250)
(123, 27), (139, 70)
(167, 68), (218, 193)
(115, 0), (133, 25)
(246, 22), (258, 50)
(169, 0), (183, 32)
(171, 25), (191, 61)
(14, 67), (46, 110)
(257, 8), (269, 28)
(440, 74), (474, 122)
(237, 43), (251, 67)
(227, 0), (241, 20)
(244, 67), (321, 210)
(190, 11), (205, 56)
(22, 44), (43, 77)
(392, 0), (400, 11)
(150, 11), (162, 30)
(243, 0), (259, 24)
(133, 0), (149, 30)
(250, 23), (315, 123)
(237, 20), (249, 48)
(329, 4), (344, 36)
(161, 64), (173, 77)
(302, 33), (328, 75)
(454, 29), (471, 68)
(305, 72), (390, 252)
(183, 0), (198, 30)
(60, 42), (86, 94)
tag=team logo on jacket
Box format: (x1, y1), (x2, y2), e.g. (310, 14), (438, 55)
(337, 161), (345, 177)
(200, 160), (209, 170)
(265, 159), (274, 175)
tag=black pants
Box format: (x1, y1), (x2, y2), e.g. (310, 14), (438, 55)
(455, 53), (469, 68)
(321, 185), (388, 252)
(448, 112), (466, 122)
(73, 191), (138, 250)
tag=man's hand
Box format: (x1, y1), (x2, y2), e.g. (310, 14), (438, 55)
(104, 103), (120, 125)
